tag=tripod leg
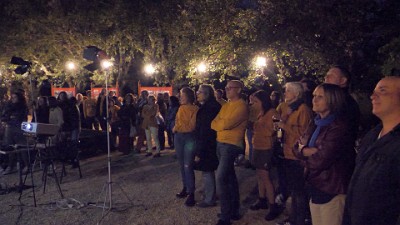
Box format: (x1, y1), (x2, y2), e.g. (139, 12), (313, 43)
(43, 162), (48, 194)
(115, 182), (134, 204)
(51, 161), (64, 199)
(60, 161), (66, 184)
(29, 162), (37, 207)
(18, 167), (30, 200)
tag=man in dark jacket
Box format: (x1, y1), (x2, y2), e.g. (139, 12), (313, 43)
(325, 65), (360, 142)
(342, 76), (400, 225)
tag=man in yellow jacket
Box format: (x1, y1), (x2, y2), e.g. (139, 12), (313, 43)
(211, 80), (249, 225)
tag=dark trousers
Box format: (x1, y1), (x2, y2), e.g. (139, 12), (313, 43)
(98, 116), (107, 131)
(82, 116), (99, 130)
(3, 126), (28, 168)
(158, 124), (165, 150)
(135, 127), (146, 151)
(216, 142), (242, 222)
(166, 128), (174, 148)
(284, 159), (308, 225)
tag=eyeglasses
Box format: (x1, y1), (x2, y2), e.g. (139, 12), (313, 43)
(225, 86), (240, 91)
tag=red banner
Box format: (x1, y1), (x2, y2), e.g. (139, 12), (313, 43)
(91, 87), (118, 99)
(138, 82), (173, 96)
(51, 87), (76, 98)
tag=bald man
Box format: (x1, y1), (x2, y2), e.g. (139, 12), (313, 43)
(342, 76), (400, 225)
(212, 80), (249, 225)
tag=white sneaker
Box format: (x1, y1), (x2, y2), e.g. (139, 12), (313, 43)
(275, 194), (285, 205)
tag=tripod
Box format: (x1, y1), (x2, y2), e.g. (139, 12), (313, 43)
(88, 65), (133, 222)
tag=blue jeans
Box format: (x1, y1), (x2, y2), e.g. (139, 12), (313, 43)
(202, 171), (216, 204)
(174, 132), (196, 194)
(216, 142), (242, 221)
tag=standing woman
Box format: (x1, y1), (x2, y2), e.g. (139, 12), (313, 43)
(157, 93), (167, 150)
(165, 96), (179, 149)
(76, 93), (85, 129)
(173, 87), (199, 207)
(293, 83), (354, 225)
(117, 93), (137, 154)
(108, 98), (120, 151)
(246, 92), (260, 168)
(1, 92), (29, 174)
(142, 95), (161, 157)
(194, 84), (221, 207)
(33, 96), (49, 123)
(68, 96), (81, 168)
(276, 82), (313, 225)
(249, 90), (282, 220)
(48, 96), (64, 145)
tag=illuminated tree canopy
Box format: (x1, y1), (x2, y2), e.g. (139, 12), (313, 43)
(0, 0), (399, 93)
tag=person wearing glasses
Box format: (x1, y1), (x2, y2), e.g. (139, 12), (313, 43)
(211, 80), (249, 225)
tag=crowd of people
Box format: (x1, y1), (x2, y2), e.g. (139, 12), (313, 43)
(1, 65), (400, 225)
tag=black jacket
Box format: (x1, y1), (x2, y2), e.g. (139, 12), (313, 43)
(194, 99), (221, 172)
(118, 104), (137, 129)
(1, 101), (28, 127)
(343, 90), (360, 140)
(342, 123), (400, 225)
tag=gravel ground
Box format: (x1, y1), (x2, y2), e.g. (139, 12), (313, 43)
(0, 149), (289, 225)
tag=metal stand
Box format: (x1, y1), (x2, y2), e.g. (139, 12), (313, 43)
(88, 69), (133, 223)
(18, 139), (38, 207)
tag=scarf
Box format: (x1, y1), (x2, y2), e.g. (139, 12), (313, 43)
(289, 99), (304, 111)
(308, 114), (336, 147)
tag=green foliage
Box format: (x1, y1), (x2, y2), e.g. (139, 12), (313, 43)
(0, 0), (399, 93)
(380, 36), (400, 75)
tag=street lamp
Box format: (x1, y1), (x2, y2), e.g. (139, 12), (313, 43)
(101, 60), (113, 70)
(66, 61), (76, 71)
(197, 62), (207, 73)
(144, 63), (156, 76)
(255, 56), (267, 68)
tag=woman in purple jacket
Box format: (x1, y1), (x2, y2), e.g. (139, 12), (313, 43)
(293, 83), (355, 225)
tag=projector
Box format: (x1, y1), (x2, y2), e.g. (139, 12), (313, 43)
(21, 122), (60, 135)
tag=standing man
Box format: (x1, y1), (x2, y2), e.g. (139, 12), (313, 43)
(325, 65), (360, 139)
(135, 90), (149, 153)
(342, 76), (400, 225)
(96, 88), (108, 131)
(215, 89), (227, 106)
(211, 80), (249, 225)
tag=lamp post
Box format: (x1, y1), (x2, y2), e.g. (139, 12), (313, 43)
(255, 56), (267, 68)
(197, 62), (207, 73)
(101, 59), (113, 209)
(144, 63), (156, 76)
(65, 61), (77, 88)
(66, 61), (76, 71)
(254, 55), (268, 79)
